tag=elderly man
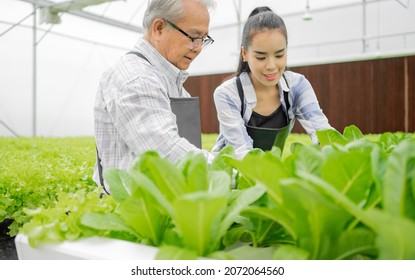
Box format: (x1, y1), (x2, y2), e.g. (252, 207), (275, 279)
(93, 0), (216, 192)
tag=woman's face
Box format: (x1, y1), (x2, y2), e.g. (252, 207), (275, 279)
(242, 29), (287, 90)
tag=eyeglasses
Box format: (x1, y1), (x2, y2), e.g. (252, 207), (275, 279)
(163, 18), (214, 50)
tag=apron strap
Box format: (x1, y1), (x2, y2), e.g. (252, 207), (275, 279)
(96, 146), (110, 196)
(236, 74), (291, 119)
(236, 76), (245, 118)
(282, 75), (291, 113)
(127, 51), (152, 65)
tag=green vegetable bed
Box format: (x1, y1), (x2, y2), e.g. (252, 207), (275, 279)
(1, 128), (415, 260)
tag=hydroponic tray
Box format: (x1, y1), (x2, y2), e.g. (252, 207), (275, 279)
(15, 234), (158, 260)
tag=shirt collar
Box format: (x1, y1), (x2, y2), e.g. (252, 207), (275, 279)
(133, 37), (189, 86)
(239, 72), (257, 104)
(240, 71), (290, 104)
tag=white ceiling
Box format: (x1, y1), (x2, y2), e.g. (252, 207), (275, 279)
(38, 0), (362, 30)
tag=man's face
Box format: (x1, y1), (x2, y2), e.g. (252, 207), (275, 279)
(158, 1), (210, 70)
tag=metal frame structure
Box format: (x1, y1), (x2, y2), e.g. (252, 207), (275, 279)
(9, 0), (144, 137)
(1, 0), (412, 137)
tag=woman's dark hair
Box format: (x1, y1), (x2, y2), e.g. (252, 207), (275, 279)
(236, 6), (288, 76)
(248, 6), (272, 17)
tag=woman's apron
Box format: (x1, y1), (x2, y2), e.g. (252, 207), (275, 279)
(236, 75), (294, 153)
(96, 51), (202, 193)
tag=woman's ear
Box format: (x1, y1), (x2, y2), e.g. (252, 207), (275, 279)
(241, 46), (248, 62)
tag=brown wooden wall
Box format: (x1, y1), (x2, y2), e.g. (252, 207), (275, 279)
(184, 73), (230, 133)
(184, 55), (415, 134)
(408, 56), (415, 132)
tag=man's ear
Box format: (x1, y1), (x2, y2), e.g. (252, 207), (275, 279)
(151, 18), (166, 39)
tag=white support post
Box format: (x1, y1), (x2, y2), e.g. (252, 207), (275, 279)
(33, 3), (37, 137)
(362, 0), (367, 53)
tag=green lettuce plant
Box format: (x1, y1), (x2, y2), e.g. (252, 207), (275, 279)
(222, 126), (415, 259)
(81, 149), (265, 258)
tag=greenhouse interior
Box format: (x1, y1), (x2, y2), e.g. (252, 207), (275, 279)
(1, 0), (415, 270)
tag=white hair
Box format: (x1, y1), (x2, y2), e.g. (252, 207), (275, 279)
(143, 0), (216, 32)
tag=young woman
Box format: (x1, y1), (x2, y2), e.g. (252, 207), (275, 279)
(212, 6), (332, 159)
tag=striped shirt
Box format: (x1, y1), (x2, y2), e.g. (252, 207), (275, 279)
(212, 71), (332, 159)
(93, 37), (212, 186)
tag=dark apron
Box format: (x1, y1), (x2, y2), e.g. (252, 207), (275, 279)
(96, 51), (202, 193)
(170, 97), (202, 148)
(125, 51), (202, 148)
(236, 75), (294, 153)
